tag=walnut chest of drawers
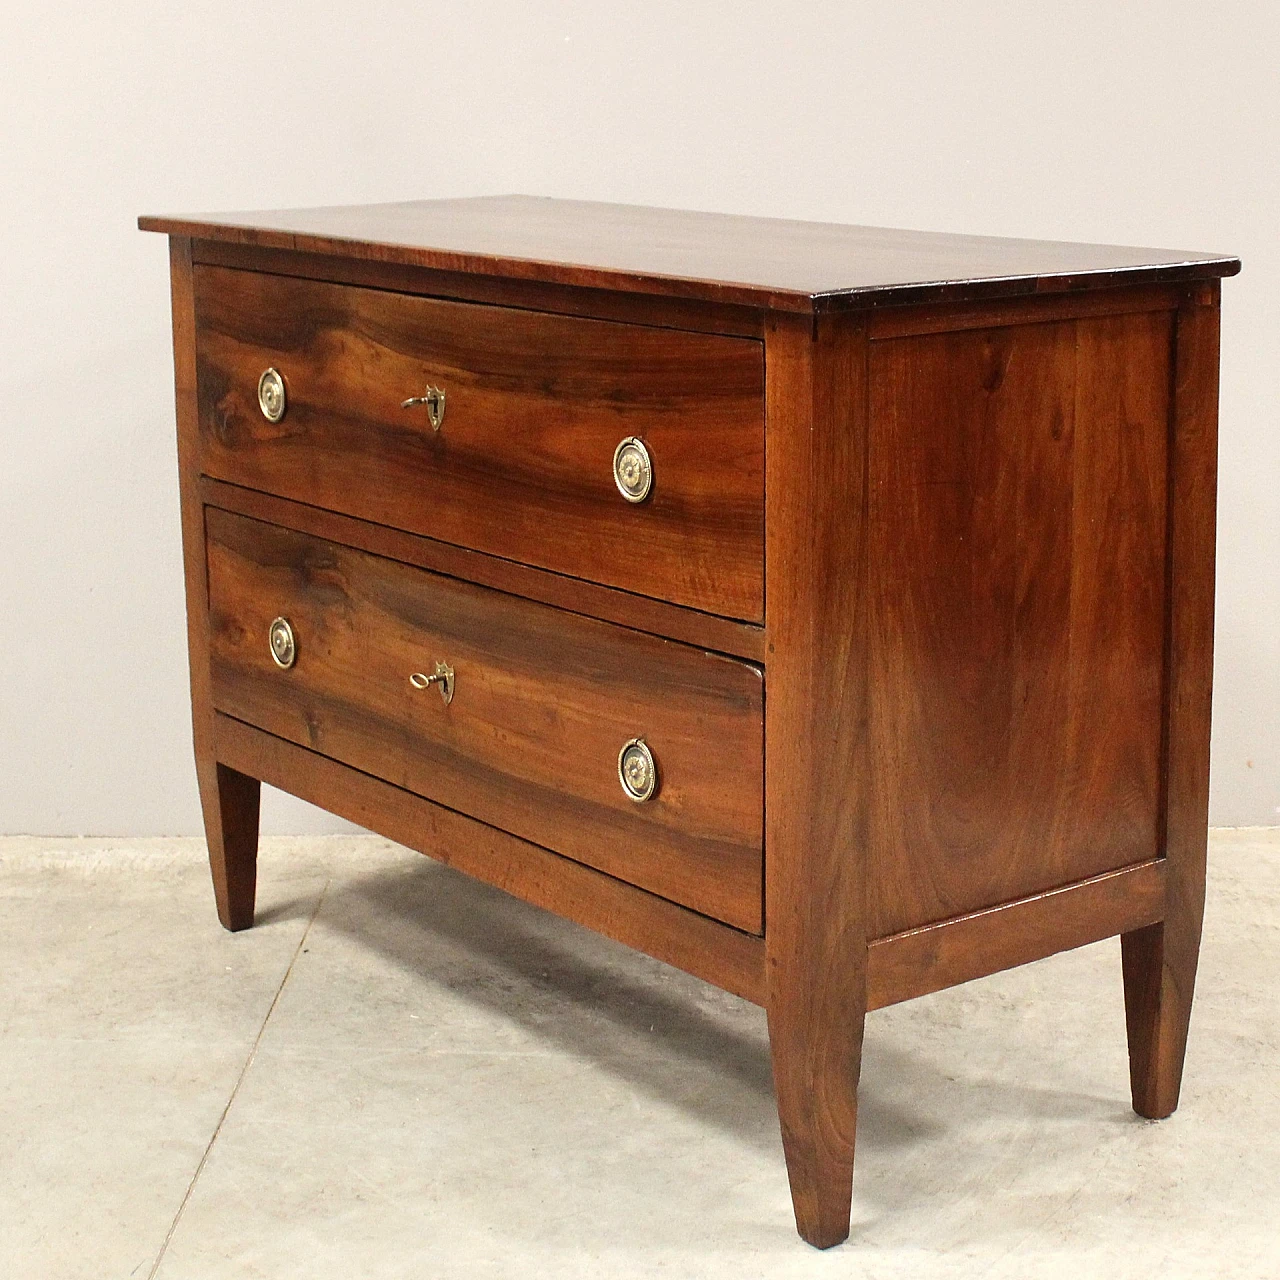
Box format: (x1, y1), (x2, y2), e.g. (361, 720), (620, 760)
(141, 197), (1238, 1248)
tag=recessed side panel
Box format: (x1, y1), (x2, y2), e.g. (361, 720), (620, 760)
(867, 308), (1174, 937)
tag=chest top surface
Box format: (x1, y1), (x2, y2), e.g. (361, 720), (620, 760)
(139, 195), (1238, 314)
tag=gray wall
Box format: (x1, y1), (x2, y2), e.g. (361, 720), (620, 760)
(1, 3), (1275, 835)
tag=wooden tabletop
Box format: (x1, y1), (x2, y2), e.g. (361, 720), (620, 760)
(140, 195), (1239, 313)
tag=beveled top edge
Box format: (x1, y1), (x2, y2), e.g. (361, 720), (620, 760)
(139, 194), (1240, 313)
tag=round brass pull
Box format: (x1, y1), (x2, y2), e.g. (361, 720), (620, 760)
(618, 737), (657, 803)
(257, 368), (286, 423)
(613, 437), (652, 503)
(410, 660), (455, 705)
(401, 385), (446, 430)
(268, 616), (296, 669)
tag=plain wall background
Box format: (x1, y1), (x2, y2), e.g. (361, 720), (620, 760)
(1, 2), (1275, 836)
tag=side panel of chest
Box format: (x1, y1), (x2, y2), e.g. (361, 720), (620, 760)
(867, 308), (1174, 936)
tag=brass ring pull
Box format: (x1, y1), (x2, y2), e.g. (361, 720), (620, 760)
(401, 385), (446, 430)
(618, 737), (657, 803)
(410, 660), (455, 705)
(268, 616), (296, 668)
(613, 437), (652, 503)
(257, 368), (286, 423)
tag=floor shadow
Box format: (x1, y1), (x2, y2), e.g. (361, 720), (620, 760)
(324, 856), (778, 1146)
(299, 849), (1127, 1197)
(252, 899), (317, 928)
(309, 854), (960, 1157)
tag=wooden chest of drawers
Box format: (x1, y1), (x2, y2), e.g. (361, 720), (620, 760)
(141, 197), (1238, 1248)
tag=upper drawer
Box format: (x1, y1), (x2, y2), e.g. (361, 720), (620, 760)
(192, 266), (765, 621)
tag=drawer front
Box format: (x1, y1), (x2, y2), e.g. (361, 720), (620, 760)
(194, 266), (765, 621)
(205, 510), (764, 932)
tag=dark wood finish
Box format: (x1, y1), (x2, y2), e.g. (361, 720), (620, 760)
(214, 713), (767, 1004)
(205, 509), (764, 932)
(202, 762), (260, 931)
(1123, 283), (1221, 1119)
(867, 309), (1173, 937)
(212, 696), (1170, 1018)
(868, 282), (1183, 340)
(167, 237), (262, 930)
(144, 203), (1235, 1249)
(192, 239), (767, 339)
(868, 861), (1166, 1010)
(141, 195), (1239, 313)
(193, 264), (764, 620)
(200, 478), (766, 663)
(763, 311), (870, 1248)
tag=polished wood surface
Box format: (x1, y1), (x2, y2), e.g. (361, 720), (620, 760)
(205, 509), (765, 932)
(215, 710), (1185, 1020)
(167, 237), (261, 931)
(142, 195), (1239, 312)
(763, 311), (870, 1248)
(867, 281), (1185, 339)
(145, 202), (1233, 1249)
(194, 264), (765, 620)
(214, 707), (1172, 1021)
(868, 861), (1166, 1010)
(192, 239), (767, 339)
(215, 714), (768, 1004)
(867, 309), (1172, 936)
(1122, 282), (1220, 1120)
(200, 478), (767, 663)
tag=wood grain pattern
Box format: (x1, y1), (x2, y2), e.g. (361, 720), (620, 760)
(194, 265), (765, 620)
(867, 309), (1174, 937)
(199, 477), (766, 663)
(167, 237), (261, 929)
(205, 509), (764, 932)
(192, 239), (768, 339)
(1122, 283), (1221, 1119)
(868, 861), (1166, 1010)
(141, 195), (1239, 313)
(867, 282), (1183, 340)
(144, 203), (1234, 1248)
(763, 311), (870, 1248)
(214, 713), (767, 1004)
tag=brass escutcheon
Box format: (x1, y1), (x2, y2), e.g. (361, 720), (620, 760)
(401, 385), (446, 430)
(410, 660), (455, 705)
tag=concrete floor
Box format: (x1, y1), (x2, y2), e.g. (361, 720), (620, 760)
(1, 830), (1276, 1279)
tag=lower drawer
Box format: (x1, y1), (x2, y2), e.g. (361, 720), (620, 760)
(204, 509), (764, 932)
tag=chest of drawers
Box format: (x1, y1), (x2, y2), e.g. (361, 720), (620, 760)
(141, 197), (1237, 1248)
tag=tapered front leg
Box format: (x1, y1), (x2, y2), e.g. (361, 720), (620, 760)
(1122, 285), (1219, 1121)
(198, 756), (261, 932)
(763, 312), (870, 1247)
(1121, 913), (1203, 1117)
(166, 234), (262, 934)
(767, 952), (866, 1246)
